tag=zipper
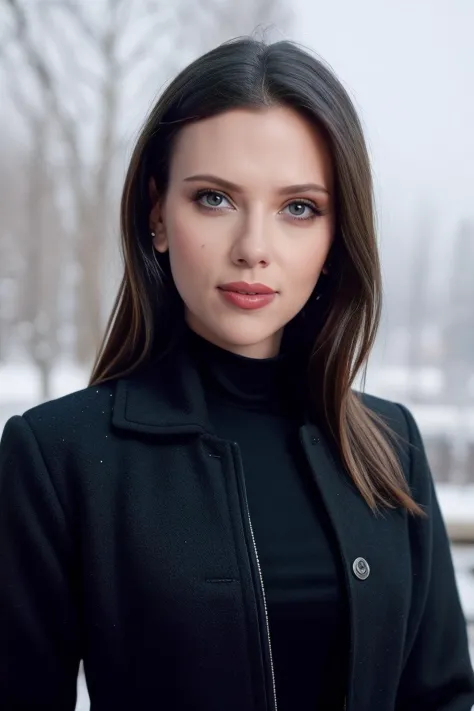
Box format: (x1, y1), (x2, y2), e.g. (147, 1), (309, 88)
(245, 504), (278, 711)
(231, 439), (348, 711)
(248, 497), (347, 711)
(228, 441), (277, 711)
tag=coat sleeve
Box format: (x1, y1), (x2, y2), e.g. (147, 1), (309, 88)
(395, 404), (474, 711)
(0, 415), (80, 710)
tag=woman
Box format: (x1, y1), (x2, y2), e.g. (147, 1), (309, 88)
(1, 37), (473, 711)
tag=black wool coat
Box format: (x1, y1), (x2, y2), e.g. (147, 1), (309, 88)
(1, 347), (474, 711)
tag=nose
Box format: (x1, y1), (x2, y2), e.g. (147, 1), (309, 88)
(230, 210), (271, 269)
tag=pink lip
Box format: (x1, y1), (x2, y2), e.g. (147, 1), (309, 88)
(219, 282), (276, 295)
(217, 282), (276, 311)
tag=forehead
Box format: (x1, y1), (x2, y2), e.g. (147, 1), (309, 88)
(168, 106), (333, 189)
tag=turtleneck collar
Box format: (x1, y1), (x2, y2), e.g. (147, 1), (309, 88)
(184, 327), (296, 413)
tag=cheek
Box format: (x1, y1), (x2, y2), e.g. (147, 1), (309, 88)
(166, 212), (217, 299)
(285, 240), (330, 292)
(167, 211), (203, 269)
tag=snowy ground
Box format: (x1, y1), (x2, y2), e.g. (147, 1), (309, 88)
(1, 362), (474, 709)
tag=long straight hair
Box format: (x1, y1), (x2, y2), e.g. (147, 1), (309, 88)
(90, 37), (423, 516)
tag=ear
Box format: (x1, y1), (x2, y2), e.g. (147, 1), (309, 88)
(322, 253), (332, 275)
(148, 177), (168, 253)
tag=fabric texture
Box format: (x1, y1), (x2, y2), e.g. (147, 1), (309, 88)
(1, 340), (473, 710)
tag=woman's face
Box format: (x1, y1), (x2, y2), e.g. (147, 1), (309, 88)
(150, 105), (335, 358)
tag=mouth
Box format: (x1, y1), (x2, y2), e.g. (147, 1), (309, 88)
(218, 282), (276, 295)
(217, 282), (277, 311)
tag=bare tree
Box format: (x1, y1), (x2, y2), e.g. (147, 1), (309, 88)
(0, 119), (67, 398)
(0, 130), (24, 362)
(1, 0), (290, 399)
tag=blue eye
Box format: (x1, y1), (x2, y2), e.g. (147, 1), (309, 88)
(195, 190), (232, 209)
(281, 201), (319, 220)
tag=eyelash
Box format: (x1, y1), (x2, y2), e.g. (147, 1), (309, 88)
(192, 189), (324, 221)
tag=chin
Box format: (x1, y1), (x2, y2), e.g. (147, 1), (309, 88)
(185, 307), (285, 354)
(208, 319), (283, 358)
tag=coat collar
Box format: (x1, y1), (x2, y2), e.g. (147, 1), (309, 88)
(112, 339), (309, 437)
(112, 347), (214, 436)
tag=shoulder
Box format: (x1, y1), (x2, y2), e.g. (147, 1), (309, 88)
(357, 389), (406, 432)
(0, 381), (122, 508)
(357, 390), (422, 444)
(21, 381), (116, 434)
(2, 382), (119, 463)
(356, 390), (430, 492)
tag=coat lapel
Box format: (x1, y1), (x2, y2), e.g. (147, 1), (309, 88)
(300, 423), (411, 709)
(112, 348), (212, 436)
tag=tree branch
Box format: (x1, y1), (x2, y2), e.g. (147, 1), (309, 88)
(5, 0), (81, 167)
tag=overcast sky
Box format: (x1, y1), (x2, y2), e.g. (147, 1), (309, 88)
(292, 0), (473, 265)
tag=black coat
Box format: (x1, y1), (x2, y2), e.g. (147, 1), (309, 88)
(1, 347), (474, 711)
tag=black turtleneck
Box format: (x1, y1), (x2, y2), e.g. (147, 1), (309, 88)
(187, 329), (349, 710)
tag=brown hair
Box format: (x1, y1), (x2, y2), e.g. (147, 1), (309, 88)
(90, 37), (423, 516)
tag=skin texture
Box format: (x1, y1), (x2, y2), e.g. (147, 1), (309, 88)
(150, 105), (335, 358)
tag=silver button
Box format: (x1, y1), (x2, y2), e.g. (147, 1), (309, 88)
(353, 557), (370, 580)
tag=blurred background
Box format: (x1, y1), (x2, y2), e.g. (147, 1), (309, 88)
(0, 0), (473, 705)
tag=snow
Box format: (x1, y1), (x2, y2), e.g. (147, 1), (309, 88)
(0, 361), (88, 431)
(407, 404), (474, 437)
(365, 365), (446, 398)
(437, 485), (474, 541)
(364, 365), (474, 401)
(0, 361), (88, 403)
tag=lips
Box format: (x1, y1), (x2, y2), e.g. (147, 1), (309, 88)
(218, 282), (276, 295)
(217, 282), (277, 311)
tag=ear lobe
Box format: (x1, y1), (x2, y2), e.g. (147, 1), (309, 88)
(148, 179), (168, 253)
(152, 221), (168, 253)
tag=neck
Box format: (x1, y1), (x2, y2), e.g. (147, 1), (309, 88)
(184, 316), (283, 359)
(188, 331), (285, 412)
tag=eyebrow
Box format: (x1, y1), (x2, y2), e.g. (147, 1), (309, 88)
(183, 173), (330, 196)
